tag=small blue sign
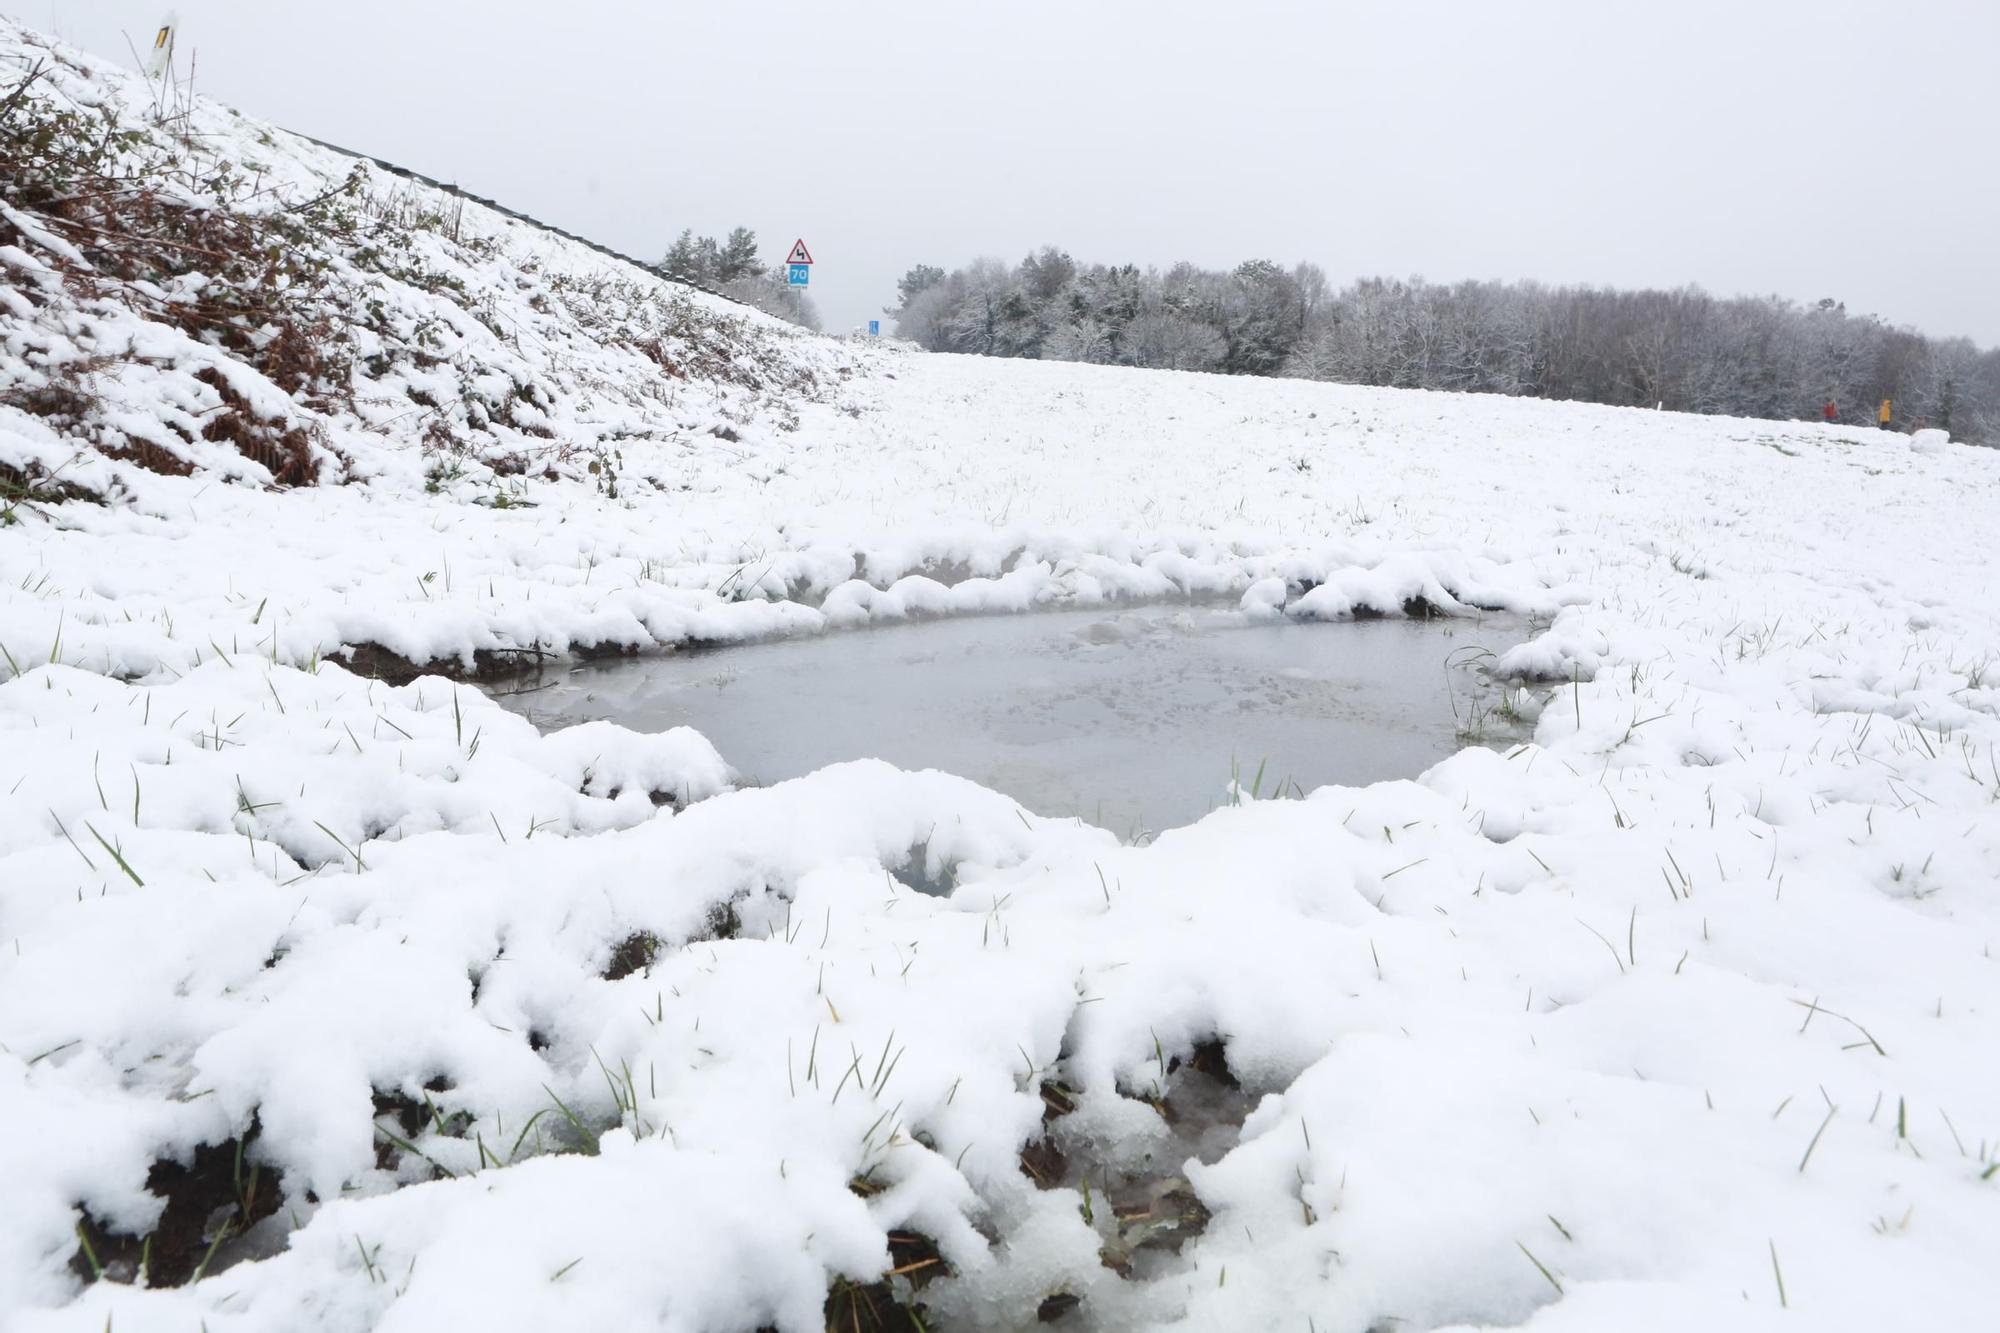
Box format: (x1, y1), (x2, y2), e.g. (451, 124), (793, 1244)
(787, 263), (811, 287)
(868, 319), (880, 336)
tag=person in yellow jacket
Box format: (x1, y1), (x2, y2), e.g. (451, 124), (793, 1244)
(1878, 399), (1893, 430)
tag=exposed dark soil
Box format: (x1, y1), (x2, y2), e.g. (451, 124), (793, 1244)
(371, 1075), (459, 1176)
(602, 900), (740, 981)
(1026, 1039), (1253, 1290)
(1018, 1134), (1069, 1188)
(338, 641), (557, 687)
(1169, 1038), (1237, 1089)
(71, 1122), (284, 1289)
(603, 931), (662, 982)
(1037, 1292), (1084, 1322)
(1347, 594), (1452, 621)
(768, 1227), (944, 1333)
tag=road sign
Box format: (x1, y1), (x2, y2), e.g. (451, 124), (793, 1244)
(868, 319), (880, 336)
(787, 263), (810, 287)
(786, 239), (814, 265)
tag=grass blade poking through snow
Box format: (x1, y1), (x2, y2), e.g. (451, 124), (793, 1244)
(1799, 1105), (1837, 1173)
(312, 821), (368, 872)
(1516, 1240), (1562, 1295)
(84, 822), (143, 886)
(542, 1085), (600, 1155)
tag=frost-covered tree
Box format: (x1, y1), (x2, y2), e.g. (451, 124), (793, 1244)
(1219, 259), (1303, 376)
(894, 264), (946, 309)
(1282, 324), (1340, 380)
(893, 282), (957, 351)
(1043, 317), (1114, 364)
(661, 229), (706, 281)
(886, 248), (1999, 444)
(659, 226), (766, 288)
(948, 260), (1019, 355)
(1122, 311), (1226, 372)
(1018, 247), (1076, 304)
(723, 269), (821, 331)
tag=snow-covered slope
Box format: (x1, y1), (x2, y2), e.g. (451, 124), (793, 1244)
(0, 17), (844, 510)
(6, 19), (2000, 1333)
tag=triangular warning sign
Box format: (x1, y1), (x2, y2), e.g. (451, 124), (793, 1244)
(786, 239), (814, 265)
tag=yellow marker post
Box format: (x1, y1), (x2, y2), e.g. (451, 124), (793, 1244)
(145, 14), (177, 79)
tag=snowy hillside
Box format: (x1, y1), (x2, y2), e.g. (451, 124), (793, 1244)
(6, 17), (2000, 1333)
(0, 17), (846, 511)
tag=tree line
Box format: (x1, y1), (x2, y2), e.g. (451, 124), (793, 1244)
(660, 226), (821, 330)
(890, 252), (1999, 443)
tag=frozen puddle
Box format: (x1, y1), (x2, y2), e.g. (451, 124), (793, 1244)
(494, 604), (1523, 835)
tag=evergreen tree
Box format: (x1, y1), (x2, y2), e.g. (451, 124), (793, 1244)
(894, 265), (946, 310)
(717, 227), (763, 282)
(661, 229), (703, 280)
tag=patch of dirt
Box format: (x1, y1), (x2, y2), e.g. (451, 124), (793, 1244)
(605, 899), (742, 980)
(1021, 1039), (1254, 1288)
(888, 839), (956, 896)
(71, 1121), (284, 1289)
(603, 931), (661, 981)
(371, 1076), (467, 1179)
(603, 782), (695, 811)
(773, 1226), (945, 1333)
(1038, 1292), (1084, 1323)
(1169, 1038), (1236, 1088)
(340, 638), (705, 690)
(1019, 1134), (1069, 1188)
(338, 641), (555, 686)
(696, 898), (741, 943)
(1094, 1179), (1211, 1278)
(573, 640), (642, 662)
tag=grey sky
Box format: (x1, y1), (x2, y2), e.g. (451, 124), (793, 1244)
(30, 0), (2000, 344)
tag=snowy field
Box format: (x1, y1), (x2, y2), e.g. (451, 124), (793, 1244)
(5, 19), (2000, 1332)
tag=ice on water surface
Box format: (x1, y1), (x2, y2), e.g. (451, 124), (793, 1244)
(498, 605), (1523, 836)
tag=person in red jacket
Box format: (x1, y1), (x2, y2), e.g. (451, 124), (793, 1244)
(1822, 400), (1838, 423)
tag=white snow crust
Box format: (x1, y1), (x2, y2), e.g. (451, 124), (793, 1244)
(4, 18), (2000, 1333)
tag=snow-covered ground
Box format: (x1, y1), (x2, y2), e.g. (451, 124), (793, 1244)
(5, 19), (2000, 1333)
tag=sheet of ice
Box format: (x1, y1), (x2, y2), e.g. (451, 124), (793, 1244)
(498, 605), (1525, 836)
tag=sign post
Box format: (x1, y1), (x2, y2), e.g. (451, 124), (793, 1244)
(146, 15), (178, 79)
(784, 238), (812, 324)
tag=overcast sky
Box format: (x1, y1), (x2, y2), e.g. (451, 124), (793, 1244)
(27, 0), (2000, 344)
